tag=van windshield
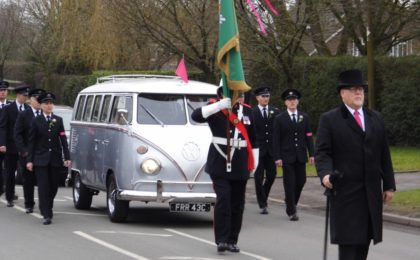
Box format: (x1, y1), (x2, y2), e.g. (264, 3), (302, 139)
(138, 94), (187, 125)
(186, 95), (216, 125)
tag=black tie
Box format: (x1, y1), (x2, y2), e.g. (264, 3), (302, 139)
(36, 110), (40, 116)
(19, 104), (23, 111)
(263, 107), (267, 120)
(292, 114), (297, 123)
(47, 115), (51, 123)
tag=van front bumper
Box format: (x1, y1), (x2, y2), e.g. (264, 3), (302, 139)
(117, 190), (216, 203)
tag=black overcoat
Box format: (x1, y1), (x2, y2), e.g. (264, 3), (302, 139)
(14, 108), (38, 158)
(191, 103), (257, 180)
(252, 105), (280, 157)
(315, 104), (396, 245)
(27, 114), (70, 167)
(273, 111), (314, 164)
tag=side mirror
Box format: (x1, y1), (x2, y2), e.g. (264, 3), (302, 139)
(117, 108), (129, 125)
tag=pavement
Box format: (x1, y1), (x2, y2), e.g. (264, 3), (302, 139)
(246, 172), (420, 227)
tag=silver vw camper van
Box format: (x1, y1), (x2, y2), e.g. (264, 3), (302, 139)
(69, 75), (217, 222)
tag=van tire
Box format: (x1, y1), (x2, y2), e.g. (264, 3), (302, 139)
(107, 174), (129, 223)
(73, 173), (93, 210)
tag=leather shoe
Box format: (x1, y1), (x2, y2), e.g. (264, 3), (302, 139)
(289, 213), (299, 221)
(260, 207), (268, 215)
(6, 201), (14, 207)
(228, 244), (240, 253)
(217, 242), (229, 253)
(43, 218), (51, 225)
(26, 208), (33, 214)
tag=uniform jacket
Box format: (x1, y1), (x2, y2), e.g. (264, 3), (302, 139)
(0, 101), (30, 154)
(315, 104), (396, 245)
(27, 114), (70, 167)
(273, 111), (314, 164)
(191, 103), (257, 180)
(14, 107), (39, 158)
(252, 105), (280, 157)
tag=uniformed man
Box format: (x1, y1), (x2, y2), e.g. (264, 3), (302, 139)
(191, 87), (258, 253)
(0, 84), (30, 206)
(14, 88), (45, 213)
(273, 89), (314, 221)
(26, 92), (71, 225)
(251, 86), (280, 214)
(0, 81), (12, 197)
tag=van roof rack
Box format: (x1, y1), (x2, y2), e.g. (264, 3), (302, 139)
(97, 74), (178, 84)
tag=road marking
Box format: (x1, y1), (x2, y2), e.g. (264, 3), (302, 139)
(96, 230), (172, 237)
(0, 199), (43, 219)
(73, 231), (150, 260)
(165, 229), (272, 260)
(63, 195), (100, 209)
(54, 211), (107, 217)
(161, 257), (223, 260)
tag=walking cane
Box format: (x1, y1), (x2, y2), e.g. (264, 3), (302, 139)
(322, 170), (343, 260)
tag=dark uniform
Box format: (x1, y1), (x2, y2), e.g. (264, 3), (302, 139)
(0, 85), (30, 206)
(27, 93), (70, 225)
(192, 96), (257, 253)
(315, 70), (395, 260)
(273, 89), (314, 220)
(0, 81), (11, 196)
(251, 86), (280, 213)
(14, 88), (45, 212)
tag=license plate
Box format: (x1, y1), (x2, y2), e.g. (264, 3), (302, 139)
(169, 202), (211, 212)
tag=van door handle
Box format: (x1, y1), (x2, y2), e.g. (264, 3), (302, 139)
(102, 140), (110, 145)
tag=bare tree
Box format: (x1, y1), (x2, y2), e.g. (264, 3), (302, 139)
(0, 0), (26, 80)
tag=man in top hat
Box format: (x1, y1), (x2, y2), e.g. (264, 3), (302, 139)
(0, 84), (30, 206)
(273, 89), (314, 221)
(315, 69), (395, 260)
(251, 86), (280, 214)
(26, 92), (71, 225)
(0, 81), (11, 197)
(191, 87), (258, 253)
(14, 88), (45, 213)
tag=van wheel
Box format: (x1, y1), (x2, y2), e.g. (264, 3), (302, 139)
(107, 174), (129, 223)
(73, 173), (92, 210)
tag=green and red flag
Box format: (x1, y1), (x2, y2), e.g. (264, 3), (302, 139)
(217, 0), (251, 104)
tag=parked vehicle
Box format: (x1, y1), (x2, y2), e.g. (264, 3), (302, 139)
(69, 75), (217, 222)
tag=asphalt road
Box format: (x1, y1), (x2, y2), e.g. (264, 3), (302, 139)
(0, 185), (419, 260)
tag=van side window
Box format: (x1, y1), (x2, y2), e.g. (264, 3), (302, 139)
(75, 95), (86, 121)
(100, 95), (112, 122)
(91, 95), (102, 122)
(82, 95), (94, 121)
(110, 96), (133, 124)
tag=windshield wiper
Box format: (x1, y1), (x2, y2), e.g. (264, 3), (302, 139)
(139, 103), (165, 127)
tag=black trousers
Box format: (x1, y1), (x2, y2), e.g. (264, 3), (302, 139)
(4, 154), (18, 202)
(282, 162), (306, 216)
(212, 178), (247, 245)
(19, 156), (36, 208)
(35, 165), (60, 219)
(338, 244), (370, 260)
(254, 153), (277, 208)
(0, 153), (4, 195)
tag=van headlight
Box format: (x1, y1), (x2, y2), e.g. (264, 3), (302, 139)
(141, 158), (161, 174)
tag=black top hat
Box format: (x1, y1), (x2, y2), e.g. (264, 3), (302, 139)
(0, 81), (10, 89)
(37, 92), (56, 103)
(29, 88), (46, 97)
(337, 69), (368, 91)
(281, 89), (301, 100)
(254, 86), (272, 96)
(14, 84), (30, 95)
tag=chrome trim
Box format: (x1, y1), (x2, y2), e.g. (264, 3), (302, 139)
(132, 180), (212, 185)
(117, 190), (216, 203)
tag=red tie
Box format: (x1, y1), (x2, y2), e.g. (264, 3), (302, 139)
(353, 110), (363, 130)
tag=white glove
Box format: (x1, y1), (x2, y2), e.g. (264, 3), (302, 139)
(201, 98), (231, 118)
(251, 148), (259, 174)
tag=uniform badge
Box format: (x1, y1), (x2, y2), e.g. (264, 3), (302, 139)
(233, 119), (239, 124)
(242, 116), (251, 125)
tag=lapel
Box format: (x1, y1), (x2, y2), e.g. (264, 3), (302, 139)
(363, 108), (373, 141)
(340, 104), (364, 136)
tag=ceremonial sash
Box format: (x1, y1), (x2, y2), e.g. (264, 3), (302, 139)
(221, 109), (254, 171)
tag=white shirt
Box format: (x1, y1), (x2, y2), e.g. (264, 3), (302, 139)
(16, 100), (25, 111)
(345, 104), (365, 131)
(32, 107), (41, 117)
(258, 104), (268, 116)
(287, 109), (298, 122)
